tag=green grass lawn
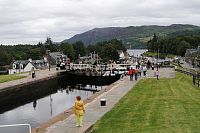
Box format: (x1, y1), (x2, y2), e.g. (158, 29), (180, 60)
(143, 52), (175, 59)
(0, 74), (26, 83)
(92, 72), (200, 133)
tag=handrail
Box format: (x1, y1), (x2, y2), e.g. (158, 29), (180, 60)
(0, 123), (31, 133)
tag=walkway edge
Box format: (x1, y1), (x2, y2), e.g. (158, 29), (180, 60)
(32, 79), (121, 133)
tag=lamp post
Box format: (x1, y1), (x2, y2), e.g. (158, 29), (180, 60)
(156, 34), (159, 71)
(157, 48), (159, 70)
(46, 50), (51, 71)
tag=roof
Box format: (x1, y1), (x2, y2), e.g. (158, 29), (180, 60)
(12, 60), (36, 69)
(49, 52), (67, 61)
(32, 60), (48, 64)
(13, 60), (29, 65)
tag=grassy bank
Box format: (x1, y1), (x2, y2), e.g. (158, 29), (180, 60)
(0, 75), (26, 83)
(92, 73), (200, 133)
(143, 51), (175, 59)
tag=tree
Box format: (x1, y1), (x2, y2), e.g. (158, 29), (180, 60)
(87, 44), (97, 54)
(73, 41), (87, 58)
(110, 39), (126, 51)
(101, 44), (119, 62)
(147, 33), (200, 57)
(45, 37), (53, 45)
(44, 36), (59, 52)
(147, 33), (158, 52)
(178, 40), (191, 56)
(0, 47), (9, 66)
(60, 43), (75, 61)
(29, 48), (43, 60)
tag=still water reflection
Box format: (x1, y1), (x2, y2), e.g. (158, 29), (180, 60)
(0, 77), (104, 133)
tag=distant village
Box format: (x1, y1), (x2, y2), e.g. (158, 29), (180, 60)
(7, 49), (142, 75)
(3, 45), (200, 75)
(185, 46), (200, 67)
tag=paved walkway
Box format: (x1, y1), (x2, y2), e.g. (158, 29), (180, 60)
(44, 68), (175, 133)
(0, 68), (59, 91)
(146, 67), (176, 78)
(0, 67), (175, 133)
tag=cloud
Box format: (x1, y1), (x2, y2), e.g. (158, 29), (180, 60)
(0, 0), (200, 44)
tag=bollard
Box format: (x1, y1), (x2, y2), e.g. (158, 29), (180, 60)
(100, 99), (106, 106)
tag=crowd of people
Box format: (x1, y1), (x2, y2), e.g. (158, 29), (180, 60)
(128, 64), (159, 81)
(128, 65), (147, 81)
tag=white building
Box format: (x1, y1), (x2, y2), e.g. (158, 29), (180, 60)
(9, 60), (36, 74)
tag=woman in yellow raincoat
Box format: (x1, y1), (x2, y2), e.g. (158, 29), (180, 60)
(74, 96), (85, 127)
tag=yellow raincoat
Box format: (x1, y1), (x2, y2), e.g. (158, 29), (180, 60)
(74, 100), (85, 116)
(74, 100), (85, 126)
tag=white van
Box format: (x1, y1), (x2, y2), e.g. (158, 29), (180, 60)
(114, 67), (128, 75)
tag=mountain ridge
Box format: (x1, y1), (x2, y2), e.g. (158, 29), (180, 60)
(62, 24), (200, 48)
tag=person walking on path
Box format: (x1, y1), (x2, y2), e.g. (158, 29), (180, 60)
(151, 63), (154, 70)
(139, 65), (142, 77)
(134, 68), (139, 81)
(143, 66), (147, 77)
(156, 70), (159, 80)
(74, 96), (85, 127)
(32, 67), (36, 78)
(129, 68), (133, 81)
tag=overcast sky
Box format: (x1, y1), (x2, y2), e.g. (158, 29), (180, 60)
(1, 0), (200, 44)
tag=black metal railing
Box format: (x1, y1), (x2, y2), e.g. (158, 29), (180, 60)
(193, 74), (200, 87)
(174, 67), (200, 87)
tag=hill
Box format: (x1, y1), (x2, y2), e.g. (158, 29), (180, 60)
(62, 24), (200, 48)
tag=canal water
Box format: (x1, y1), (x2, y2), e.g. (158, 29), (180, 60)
(0, 76), (106, 133)
(127, 49), (148, 57)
